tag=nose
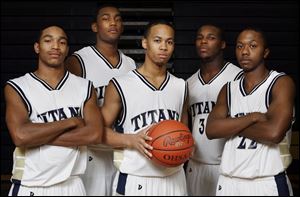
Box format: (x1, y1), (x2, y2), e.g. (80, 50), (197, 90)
(200, 38), (207, 44)
(52, 41), (59, 49)
(160, 41), (167, 50)
(110, 18), (116, 26)
(241, 45), (249, 56)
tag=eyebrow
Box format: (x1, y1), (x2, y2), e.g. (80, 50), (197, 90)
(41, 34), (68, 40)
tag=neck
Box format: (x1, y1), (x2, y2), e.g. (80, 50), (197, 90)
(139, 59), (167, 78)
(35, 62), (66, 87)
(244, 65), (269, 87)
(96, 40), (119, 57)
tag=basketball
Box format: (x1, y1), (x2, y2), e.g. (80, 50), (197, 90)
(147, 120), (194, 167)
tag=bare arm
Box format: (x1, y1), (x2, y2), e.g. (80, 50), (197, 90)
(206, 84), (264, 139)
(180, 91), (189, 127)
(239, 76), (295, 144)
(101, 80), (152, 158)
(50, 89), (103, 146)
(65, 55), (82, 77)
(4, 84), (82, 148)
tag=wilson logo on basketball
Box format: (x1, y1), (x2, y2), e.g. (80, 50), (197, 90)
(162, 133), (192, 147)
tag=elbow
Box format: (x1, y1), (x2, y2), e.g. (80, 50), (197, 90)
(11, 131), (29, 147)
(205, 127), (217, 140)
(269, 129), (286, 144)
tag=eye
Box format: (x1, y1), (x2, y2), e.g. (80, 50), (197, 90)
(250, 44), (257, 49)
(167, 40), (174, 45)
(236, 44), (243, 49)
(207, 36), (216, 40)
(115, 16), (122, 22)
(60, 41), (67, 45)
(154, 39), (161, 43)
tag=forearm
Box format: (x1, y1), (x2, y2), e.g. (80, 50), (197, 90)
(10, 118), (77, 148)
(206, 113), (257, 139)
(103, 127), (130, 149)
(50, 124), (103, 147)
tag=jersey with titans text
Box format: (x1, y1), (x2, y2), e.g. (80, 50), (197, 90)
(221, 70), (293, 178)
(112, 69), (187, 177)
(7, 71), (92, 186)
(187, 62), (242, 164)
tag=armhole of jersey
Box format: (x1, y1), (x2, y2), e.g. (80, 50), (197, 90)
(184, 81), (188, 105)
(265, 73), (286, 109)
(81, 81), (93, 118)
(226, 82), (231, 116)
(6, 81), (32, 116)
(234, 70), (244, 81)
(84, 81), (93, 104)
(111, 78), (127, 127)
(72, 53), (86, 78)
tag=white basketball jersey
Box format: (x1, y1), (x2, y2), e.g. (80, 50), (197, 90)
(187, 62), (242, 164)
(73, 46), (136, 106)
(221, 70), (293, 178)
(112, 70), (187, 177)
(7, 72), (92, 186)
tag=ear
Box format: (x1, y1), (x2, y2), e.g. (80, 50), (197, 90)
(263, 48), (270, 59)
(91, 22), (97, 33)
(142, 38), (147, 49)
(34, 42), (40, 54)
(221, 41), (226, 50)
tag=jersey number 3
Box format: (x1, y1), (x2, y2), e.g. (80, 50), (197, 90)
(198, 118), (205, 134)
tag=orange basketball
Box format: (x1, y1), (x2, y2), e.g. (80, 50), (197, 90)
(147, 120), (194, 167)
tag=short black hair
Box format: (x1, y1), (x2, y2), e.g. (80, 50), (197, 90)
(36, 25), (68, 43)
(93, 3), (121, 22)
(197, 24), (225, 41)
(143, 20), (174, 38)
(238, 27), (268, 48)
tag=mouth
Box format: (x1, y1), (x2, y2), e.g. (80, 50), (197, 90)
(158, 54), (169, 59)
(108, 28), (118, 33)
(240, 59), (251, 64)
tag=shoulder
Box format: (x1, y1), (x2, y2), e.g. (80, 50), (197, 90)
(113, 70), (135, 81)
(119, 50), (136, 67)
(271, 71), (295, 89)
(168, 72), (186, 86)
(73, 46), (92, 55)
(68, 72), (90, 84)
(6, 73), (30, 86)
(186, 69), (200, 83)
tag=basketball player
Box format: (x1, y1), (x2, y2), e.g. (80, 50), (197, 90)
(186, 24), (242, 196)
(206, 27), (295, 196)
(101, 20), (189, 195)
(65, 5), (136, 196)
(4, 26), (103, 196)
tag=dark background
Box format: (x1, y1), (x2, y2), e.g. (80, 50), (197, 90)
(1, 0), (299, 195)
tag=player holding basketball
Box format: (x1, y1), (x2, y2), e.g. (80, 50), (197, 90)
(4, 25), (103, 196)
(65, 4), (136, 196)
(185, 24), (242, 196)
(101, 20), (189, 195)
(206, 27), (295, 196)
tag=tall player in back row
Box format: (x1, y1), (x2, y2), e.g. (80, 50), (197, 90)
(4, 26), (103, 196)
(206, 27), (295, 196)
(101, 20), (189, 195)
(65, 5), (136, 196)
(186, 24), (242, 196)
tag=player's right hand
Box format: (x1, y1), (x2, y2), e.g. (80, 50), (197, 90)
(126, 126), (153, 159)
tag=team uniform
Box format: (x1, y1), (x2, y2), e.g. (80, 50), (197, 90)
(186, 62), (242, 196)
(7, 72), (92, 196)
(72, 46), (136, 196)
(217, 70), (294, 196)
(111, 69), (188, 196)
